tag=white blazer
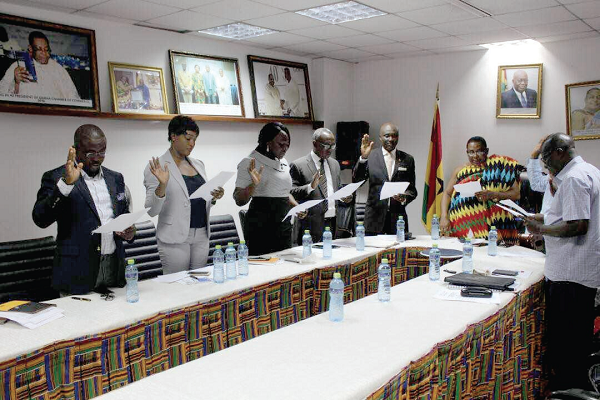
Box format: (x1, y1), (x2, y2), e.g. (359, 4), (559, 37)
(144, 150), (212, 244)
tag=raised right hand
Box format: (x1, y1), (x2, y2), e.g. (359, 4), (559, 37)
(310, 171), (319, 189)
(13, 66), (30, 84)
(248, 158), (264, 187)
(64, 147), (83, 185)
(149, 157), (169, 186)
(360, 134), (374, 159)
(531, 135), (548, 159)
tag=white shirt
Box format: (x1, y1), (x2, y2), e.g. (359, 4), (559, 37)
(283, 78), (300, 116)
(215, 74), (232, 105)
(310, 151), (335, 218)
(264, 83), (282, 116)
(0, 58), (80, 100)
(544, 156), (600, 287)
(57, 168), (116, 255)
(526, 158), (553, 219)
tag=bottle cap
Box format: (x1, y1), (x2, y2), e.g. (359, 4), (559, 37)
(381, 258), (388, 263)
(433, 214), (438, 217)
(127, 259), (135, 264)
(240, 239), (246, 244)
(357, 221), (363, 225)
(304, 230), (310, 234)
(432, 243), (439, 248)
(491, 226), (496, 230)
(398, 216), (403, 220)
(333, 272), (341, 279)
(216, 245), (222, 249)
(325, 227), (330, 231)
(465, 237), (471, 242)
(228, 242), (233, 246)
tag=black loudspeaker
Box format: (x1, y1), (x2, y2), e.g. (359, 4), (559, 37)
(336, 121), (369, 170)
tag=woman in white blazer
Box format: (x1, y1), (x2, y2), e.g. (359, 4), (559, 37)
(144, 115), (224, 274)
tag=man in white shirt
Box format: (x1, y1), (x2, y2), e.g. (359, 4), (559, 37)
(500, 69), (537, 108)
(32, 125), (135, 295)
(282, 67), (301, 117)
(0, 31), (80, 100)
(264, 73), (282, 116)
(215, 68), (232, 105)
(525, 133), (600, 391)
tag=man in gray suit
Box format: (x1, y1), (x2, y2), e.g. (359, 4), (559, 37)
(290, 128), (351, 244)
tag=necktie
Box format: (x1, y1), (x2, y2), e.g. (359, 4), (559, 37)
(319, 159), (328, 210)
(385, 152), (394, 180)
(520, 92), (527, 107)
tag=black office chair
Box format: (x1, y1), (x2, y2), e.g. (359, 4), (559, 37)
(123, 220), (163, 280)
(208, 214), (241, 264)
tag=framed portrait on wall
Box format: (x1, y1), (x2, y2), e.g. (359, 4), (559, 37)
(565, 80), (600, 140)
(0, 13), (99, 113)
(247, 55), (313, 120)
(169, 50), (244, 117)
(496, 63), (542, 119)
(108, 62), (168, 115)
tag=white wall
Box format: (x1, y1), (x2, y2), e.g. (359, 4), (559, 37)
(353, 38), (600, 235)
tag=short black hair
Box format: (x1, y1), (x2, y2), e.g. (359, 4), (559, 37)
(467, 136), (487, 149)
(256, 122), (289, 153)
(28, 31), (50, 48)
(168, 115), (199, 142)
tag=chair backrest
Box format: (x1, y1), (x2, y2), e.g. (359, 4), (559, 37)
(208, 214), (240, 264)
(355, 202), (366, 223)
(0, 236), (58, 302)
(123, 220), (163, 280)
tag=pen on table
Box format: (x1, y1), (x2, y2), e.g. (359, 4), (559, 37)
(283, 258), (301, 264)
(71, 297), (91, 302)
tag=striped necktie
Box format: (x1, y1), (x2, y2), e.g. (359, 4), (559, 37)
(520, 92), (527, 107)
(319, 159), (328, 209)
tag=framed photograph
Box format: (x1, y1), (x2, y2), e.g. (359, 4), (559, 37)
(0, 13), (99, 112)
(565, 80), (600, 140)
(496, 63), (542, 119)
(108, 62), (168, 115)
(169, 50), (244, 117)
(247, 55), (313, 120)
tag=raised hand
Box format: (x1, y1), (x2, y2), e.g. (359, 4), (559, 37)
(149, 157), (169, 186)
(360, 134), (374, 159)
(13, 66), (30, 84)
(64, 146), (83, 184)
(248, 158), (264, 187)
(310, 171), (320, 189)
(531, 135), (548, 158)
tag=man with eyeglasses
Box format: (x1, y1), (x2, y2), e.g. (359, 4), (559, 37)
(33, 124), (134, 296)
(353, 122), (417, 236)
(525, 133), (600, 391)
(290, 128), (351, 244)
(0, 31), (80, 100)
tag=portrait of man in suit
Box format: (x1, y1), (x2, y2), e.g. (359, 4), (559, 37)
(500, 69), (538, 109)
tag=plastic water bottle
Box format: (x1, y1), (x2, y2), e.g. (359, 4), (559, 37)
(488, 226), (498, 256)
(225, 242), (237, 280)
(213, 245), (225, 283)
(429, 244), (441, 281)
(356, 222), (365, 251)
(378, 258), (391, 302)
(396, 216), (405, 243)
(125, 259), (139, 303)
(462, 238), (473, 273)
(431, 214), (440, 240)
(328, 272), (344, 322)
(237, 240), (249, 276)
(302, 230), (312, 258)
(322, 227), (332, 259)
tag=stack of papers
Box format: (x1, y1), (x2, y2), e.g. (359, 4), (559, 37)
(0, 301), (64, 329)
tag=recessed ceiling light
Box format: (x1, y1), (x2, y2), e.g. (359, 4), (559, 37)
(296, 1), (386, 24)
(199, 23), (277, 40)
(479, 39), (540, 49)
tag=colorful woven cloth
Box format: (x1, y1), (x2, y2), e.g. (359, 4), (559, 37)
(448, 154), (521, 245)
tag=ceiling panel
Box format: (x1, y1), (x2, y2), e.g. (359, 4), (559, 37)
(464, 0), (561, 15)
(405, 36), (468, 50)
(535, 30), (599, 42)
(245, 12), (327, 31)
(146, 10), (233, 31)
(377, 26), (448, 41)
(566, 1), (600, 19)
(191, 0), (282, 20)
(326, 47), (378, 61)
(519, 19), (591, 37)
(388, 49), (434, 58)
(282, 40), (347, 54)
(358, 42), (421, 54)
(432, 44), (486, 53)
(327, 34), (394, 47)
(586, 16), (600, 29)
(341, 14), (419, 33)
(358, 0), (447, 13)
(458, 28), (527, 44)
(493, 6), (576, 27)
(347, 54), (392, 62)
(243, 31), (314, 47)
(288, 24), (362, 40)
(432, 17), (507, 35)
(23, 0), (108, 10)
(248, 0), (336, 12)
(85, 0), (181, 21)
(144, 0), (220, 8)
(397, 4), (480, 25)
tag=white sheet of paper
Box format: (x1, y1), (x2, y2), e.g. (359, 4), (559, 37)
(495, 203), (526, 218)
(453, 180), (482, 197)
(189, 171), (235, 200)
(327, 180), (364, 201)
(379, 182), (410, 200)
(283, 199), (323, 221)
(499, 199), (534, 217)
(92, 208), (150, 234)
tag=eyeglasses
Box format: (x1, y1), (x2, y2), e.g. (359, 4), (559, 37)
(84, 151), (106, 159)
(32, 46), (50, 54)
(316, 142), (336, 150)
(466, 150), (487, 156)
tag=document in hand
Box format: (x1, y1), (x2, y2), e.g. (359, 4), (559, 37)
(283, 199), (323, 221)
(327, 180), (364, 201)
(497, 199), (534, 217)
(92, 208), (150, 234)
(453, 180), (482, 197)
(379, 182), (410, 200)
(189, 171), (235, 201)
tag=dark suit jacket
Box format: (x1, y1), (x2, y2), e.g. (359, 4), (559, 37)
(32, 166), (130, 294)
(353, 148), (417, 234)
(501, 88), (537, 108)
(290, 154), (342, 244)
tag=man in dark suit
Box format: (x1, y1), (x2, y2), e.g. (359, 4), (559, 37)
(290, 128), (352, 244)
(501, 70), (537, 108)
(32, 125), (134, 295)
(353, 122), (417, 235)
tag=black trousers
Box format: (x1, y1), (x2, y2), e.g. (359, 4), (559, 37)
(545, 279), (597, 391)
(245, 197), (292, 256)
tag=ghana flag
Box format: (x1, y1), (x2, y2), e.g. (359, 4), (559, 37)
(422, 84), (444, 232)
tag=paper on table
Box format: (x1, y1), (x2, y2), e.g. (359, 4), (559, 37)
(327, 180), (364, 201)
(434, 289), (501, 304)
(153, 270), (189, 283)
(92, 208), (150, 234)
(189, 171), (235, 200)
(453, 180), (482, 197)
(499, 199), (534, 217)
(283, 199), (323, 221)
(379, 182), (410, 200)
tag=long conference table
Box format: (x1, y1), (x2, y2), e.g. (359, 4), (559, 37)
(0, 236), (546, 399)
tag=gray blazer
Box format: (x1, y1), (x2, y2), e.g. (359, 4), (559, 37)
(290, 153), (342, 243)
(144, 150), (212, 244)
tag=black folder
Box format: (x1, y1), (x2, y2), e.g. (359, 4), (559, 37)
(444, 272), (515, 291)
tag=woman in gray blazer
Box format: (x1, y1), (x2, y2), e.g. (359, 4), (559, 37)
(144, 115), (224, 274)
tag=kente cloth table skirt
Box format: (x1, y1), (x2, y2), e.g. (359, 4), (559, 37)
(94, 245), (546, 400)
(0, 243), (438, 400)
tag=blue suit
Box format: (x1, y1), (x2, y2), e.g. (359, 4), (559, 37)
(32, 166), (130, 294)
(501, 88), (537, 108)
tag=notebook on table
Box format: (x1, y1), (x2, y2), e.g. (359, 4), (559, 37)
(444, 272), (516, 291)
